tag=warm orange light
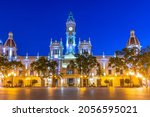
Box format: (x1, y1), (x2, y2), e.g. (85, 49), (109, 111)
(136, 73), (143, 78)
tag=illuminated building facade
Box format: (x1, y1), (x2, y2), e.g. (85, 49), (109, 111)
(0, 12), (142, 87)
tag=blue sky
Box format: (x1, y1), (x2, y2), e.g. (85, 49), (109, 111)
(0, 0), (150, 56)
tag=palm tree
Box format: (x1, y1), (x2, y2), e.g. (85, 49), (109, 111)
(96, 63), (103, 86)
(49, 61), (58, 87)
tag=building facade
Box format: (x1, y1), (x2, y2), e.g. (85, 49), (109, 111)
(0, 12), (142, 87)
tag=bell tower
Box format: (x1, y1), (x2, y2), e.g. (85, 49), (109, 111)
(66, 12), (76, 55)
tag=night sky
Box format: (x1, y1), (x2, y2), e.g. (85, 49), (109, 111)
(0, 0), (150, 56)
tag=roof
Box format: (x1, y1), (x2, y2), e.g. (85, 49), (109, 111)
(67, 12), (75, 22)
(4, 32), (17, 48)
(127, 30), (140, 46)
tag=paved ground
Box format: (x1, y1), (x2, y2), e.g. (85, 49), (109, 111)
(0, 87), (150, 100)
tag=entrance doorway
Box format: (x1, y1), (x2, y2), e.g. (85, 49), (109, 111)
(67, 78), (74, 86)
(83, 79), (88, 87)
(97, 79), (101, 87)
(109, 79), (113, 86)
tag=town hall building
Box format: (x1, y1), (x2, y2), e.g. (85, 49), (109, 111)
(0, 12), (142, 87)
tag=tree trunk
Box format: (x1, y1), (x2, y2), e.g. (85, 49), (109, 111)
(41, 78), (45, 87)
(52, 77), (56, 87)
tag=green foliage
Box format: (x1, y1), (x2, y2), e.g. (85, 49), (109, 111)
(30, 57), (58, 78)
(30, 57), (58, 87)
(0, 55), (9, 75)
(109, 48), (140, 74)
(69, 52), (101, 77)
(0, 55), (25, 76)
(138, 46), (150, 82)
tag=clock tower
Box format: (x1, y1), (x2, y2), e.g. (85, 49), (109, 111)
(66, 12), (76, 55)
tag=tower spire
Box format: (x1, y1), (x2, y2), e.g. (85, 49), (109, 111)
(8, 32), (13, 39)
(26, 52), (28, 59)
(36, 52), (39, 59)
(103, 52), (105, 58)
(89, 37), (91, 45)
(130, 30), (135, 37)
(50, 38), (53, 45)
(60, 38), (62, 44)
(79, 38), (81, 44)
(67, 11), (74, 22)
(66, 12), (76, 55)
(114, 52), (116, 57)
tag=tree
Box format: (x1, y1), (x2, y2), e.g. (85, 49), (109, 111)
(0, 55), (9, 77)
(75, 52), (99, 76)
(109, 48), (138, 73)
(18, 80), (24, 87)
(30, 57), (58, 87)
(138, 46), (150, 87)
(69, 52), (100, 86)
(109, 48), (140, 87)
(48, 61), (58, 87)
(8, 60), (25, 87)
(31, 57), (49, 86)
(31, 57), (49, 77)
(0, 55), (25, 87)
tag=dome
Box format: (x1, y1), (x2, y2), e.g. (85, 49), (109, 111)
(4, 32), (16, 47)
(126, 30), (140, 46)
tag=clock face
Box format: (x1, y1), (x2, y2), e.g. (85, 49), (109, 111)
(69, 27), (73, 31)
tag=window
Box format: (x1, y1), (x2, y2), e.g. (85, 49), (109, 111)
(67, 70), (73, 74)
(82, 49), (88, 54)
(53, 49), (59, 54)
